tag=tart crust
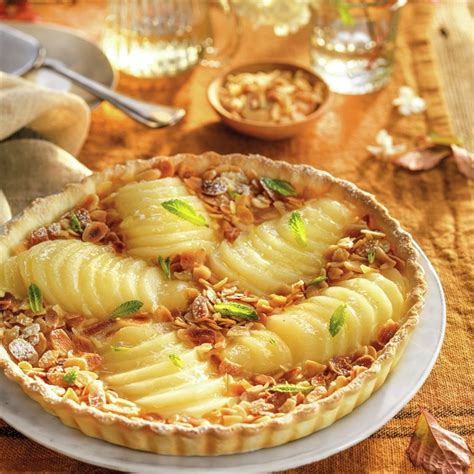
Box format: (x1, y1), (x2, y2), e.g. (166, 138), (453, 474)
(0, 153), (426, 455)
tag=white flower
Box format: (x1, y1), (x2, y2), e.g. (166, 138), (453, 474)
(367, 129), (406, 158)
(392, 86), (426, 116)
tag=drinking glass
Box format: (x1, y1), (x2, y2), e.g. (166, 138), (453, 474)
(310, 0), (406, 95)
(103, 0), (240, 78)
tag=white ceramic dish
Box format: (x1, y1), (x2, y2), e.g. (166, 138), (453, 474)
(0, 243), (445, 473)
(5, 21), (116, 109)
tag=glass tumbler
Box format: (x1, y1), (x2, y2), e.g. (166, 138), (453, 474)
(310, 0), (406, 95)
(103, 0), (240, 78)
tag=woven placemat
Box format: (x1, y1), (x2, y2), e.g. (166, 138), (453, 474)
(1, 2), (472, 473)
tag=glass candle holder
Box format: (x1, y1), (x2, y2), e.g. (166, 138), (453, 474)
(310, 0), (406, 95)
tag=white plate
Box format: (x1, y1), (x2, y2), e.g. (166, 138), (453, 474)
(0, 244), (445, 473)
(5, 21), (116, 109)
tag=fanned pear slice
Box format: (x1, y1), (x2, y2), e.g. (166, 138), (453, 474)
(99, 325), (233, 418)
(209, 197), (357, 295)
(115, 177), (218, 259)
(0, 254), (24, 298)
(0, 240), (190, 318)
(224, 329), (292, 374)
(223, 272), (406, 372)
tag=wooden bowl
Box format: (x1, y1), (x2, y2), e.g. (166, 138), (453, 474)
(208, 61), (333, 141)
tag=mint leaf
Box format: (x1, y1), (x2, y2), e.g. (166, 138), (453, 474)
(260, 177), (297, 197)
(158, 256), (172, 280)
(228, 190), (240, 200)
(168, 353), (184, 369)
(110, 300), (143, 319)
(27, 283), (43, 314)
(269, 383), (313, 394)
(289, 211), (307, 247)
(161, 199), (208, 227)
(214, 302), (258, 321)
(63, 369), (78, 385)
(307, 275), (328, 287)
(329, 303), (347, 337)
(111, 346), (129, 352)
(69, 212), (83, 233)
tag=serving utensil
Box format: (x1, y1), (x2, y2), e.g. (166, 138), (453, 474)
(0, 24), (185, 128)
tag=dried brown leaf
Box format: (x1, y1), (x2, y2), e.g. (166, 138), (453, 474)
(407, 408), (472, 473)
(394, 145), (451, 171)
(452, 145), (474, 179)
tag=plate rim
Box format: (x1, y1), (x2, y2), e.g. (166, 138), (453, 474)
(4, 20), (118, 109)
(0, 243), (446, 473)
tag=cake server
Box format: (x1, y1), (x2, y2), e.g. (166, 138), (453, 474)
(0, 24), (185, 128)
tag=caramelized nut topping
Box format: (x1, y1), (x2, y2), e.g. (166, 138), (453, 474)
(9, 338), (38, 363)
(202, 178), (228, 196)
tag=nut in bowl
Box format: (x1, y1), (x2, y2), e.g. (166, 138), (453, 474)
(208, 62), (332, 140)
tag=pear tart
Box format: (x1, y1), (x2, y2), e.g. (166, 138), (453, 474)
(0, 153), (426, 456)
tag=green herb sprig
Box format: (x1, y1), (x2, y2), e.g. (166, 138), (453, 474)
(63, 369), (78, 385)
(307, 275), (328, 287)
(269, 384), (314, 395)
(111, 346), (130, 352)
(329, 303), (347, 337)
(260, 177), (297, 197)
(110, 300), (144, 319)
(169, 353), (184, 369)
(289, 211), (307, 247)
(69, 212), (83, 233)
(161, 199), (208, 227)
(213, 302), (258, 321)
(158, 256), (172, 280)
(27, 283), (43, 314)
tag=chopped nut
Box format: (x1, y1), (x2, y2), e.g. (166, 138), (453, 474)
(46, 366), (65, 385)
(30, 227), (49, 246)
(219, 358), (243, 376)
(157, 158), (175, 178)
(22, 323), (40, 338)
(82, 222), (110, 243)
(327, 267), (344, 280)
(353, 354), (375, 369)
(89, 209), (108, 223)
(80, 193), (100, 211)
(0, 296), (12, 311)
(47, 223), (62, 239)
(136, 169), (162, 181)
(83, 353), (103, 370)
(63, 357), (88, 371)
(74, 208), (91, 227)
(50, 329), (75, 355)
(38, 350), (60, 369)
(328, 356), (352, 377)
(9, 338), (38, 363)
(34, 332), (48, 356)
(202, 178), (228, 196)
(193, 265), (212, 281)
(186, 327), (217, 346)
(378, 320), (400, 345)
(303, 360), (326, 378)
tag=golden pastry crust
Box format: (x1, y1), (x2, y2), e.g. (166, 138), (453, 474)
(0, 152), (426, 455)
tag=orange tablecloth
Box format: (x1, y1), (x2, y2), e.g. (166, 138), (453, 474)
(1, 1), (472, 473)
